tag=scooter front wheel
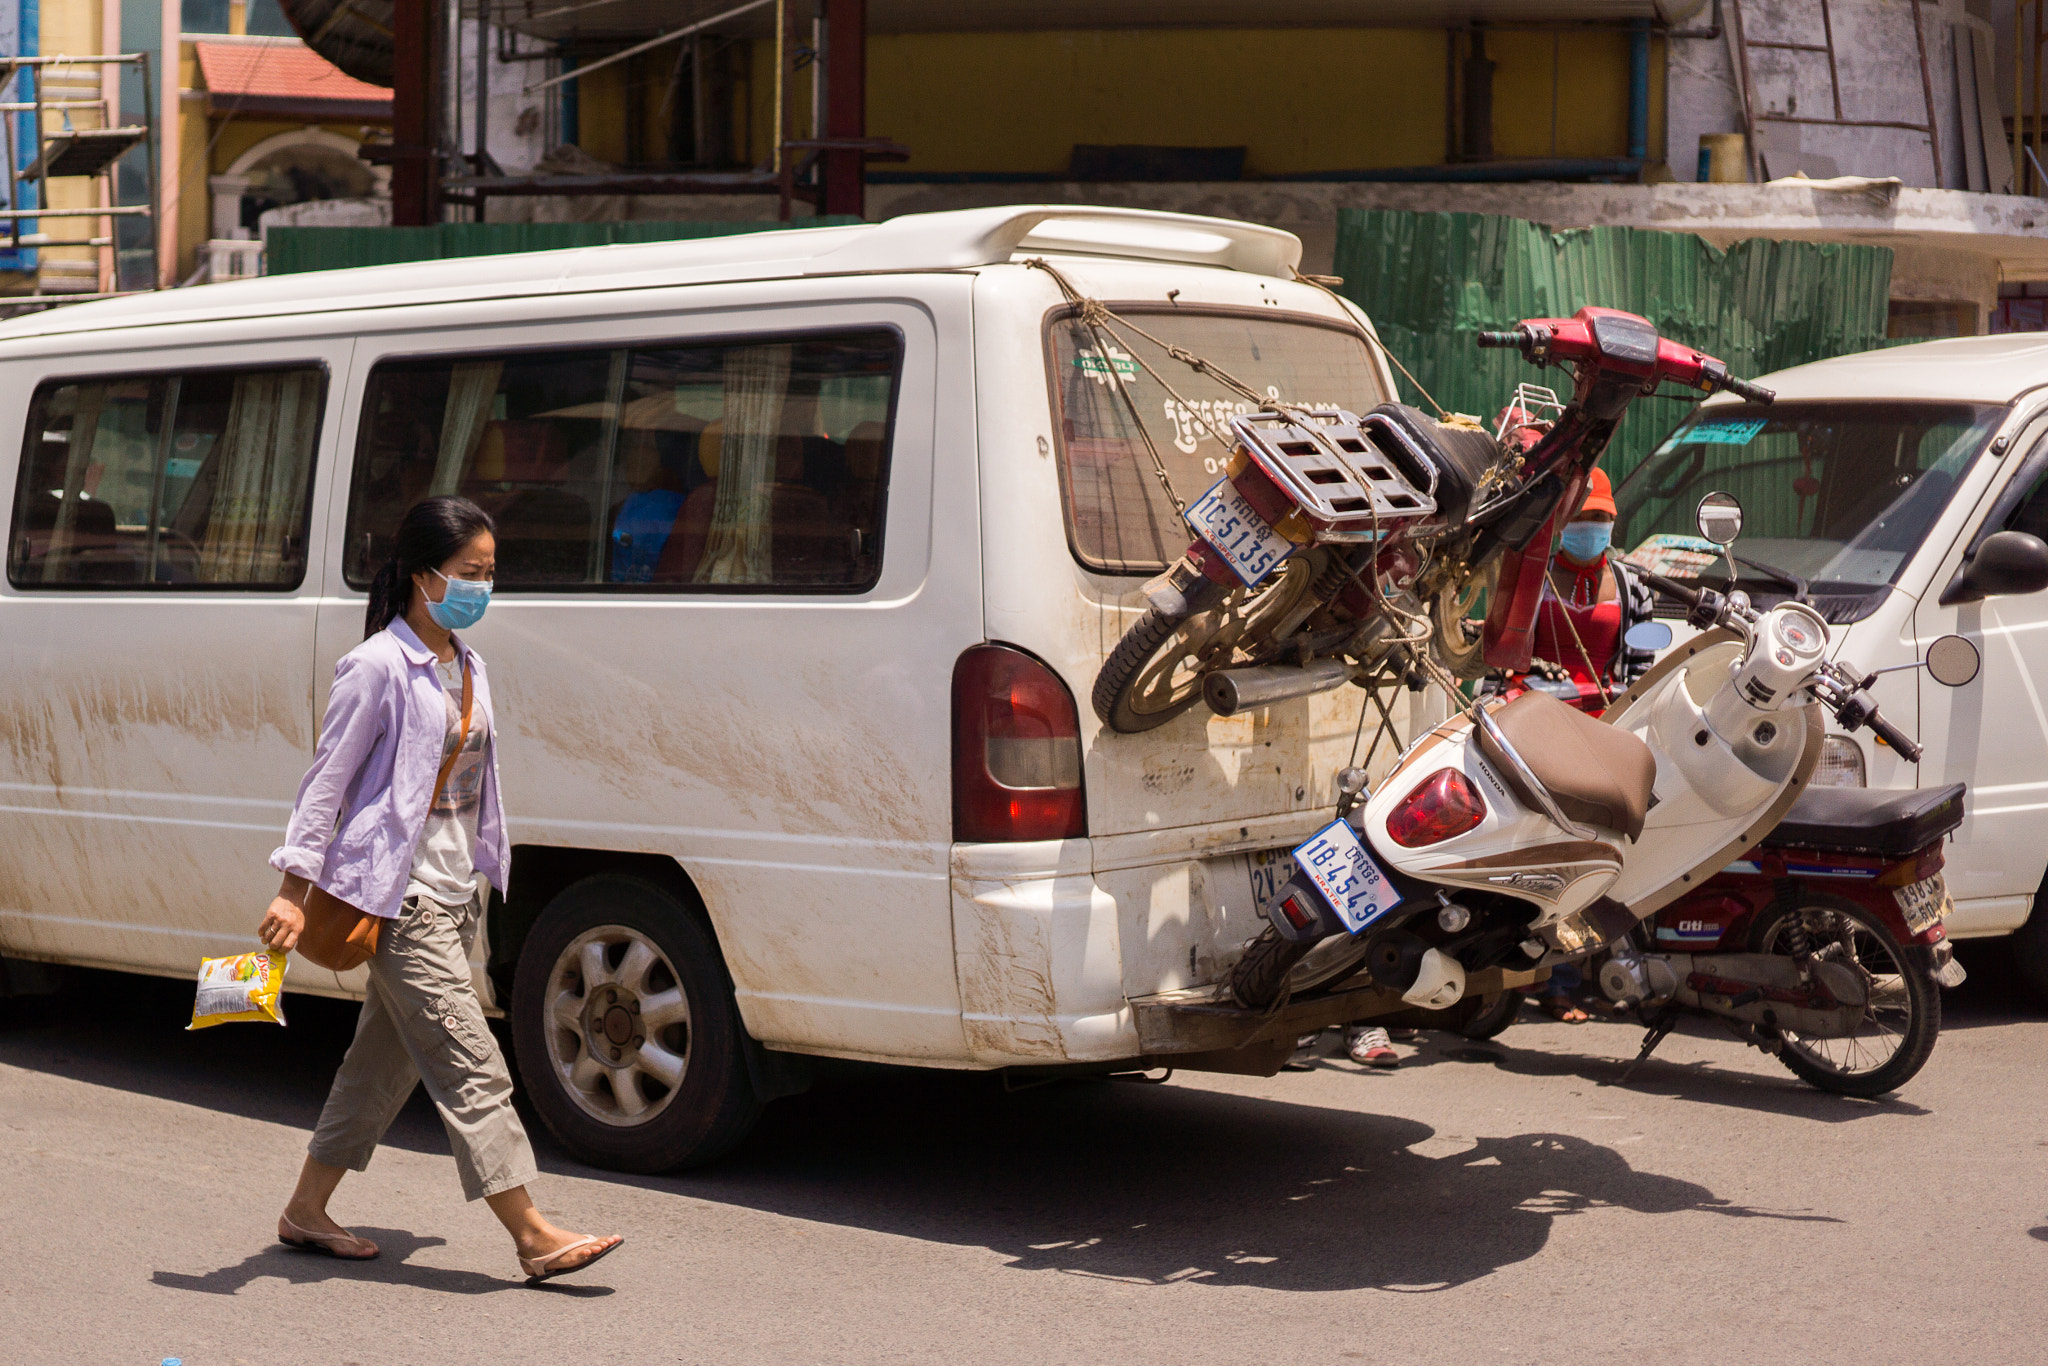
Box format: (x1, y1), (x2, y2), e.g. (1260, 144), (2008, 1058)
(1749, 894), (1940, 1097)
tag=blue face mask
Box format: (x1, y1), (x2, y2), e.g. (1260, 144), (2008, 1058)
(1558, 521), (1613, 564)
(425, 568), (492, 630)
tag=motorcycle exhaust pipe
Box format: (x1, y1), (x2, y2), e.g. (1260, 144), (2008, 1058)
(1204, 659), (1352, 716)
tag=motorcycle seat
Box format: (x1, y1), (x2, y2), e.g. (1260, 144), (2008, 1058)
(1475, 690), (1657, 841)
(1762, 782), (1966, 858)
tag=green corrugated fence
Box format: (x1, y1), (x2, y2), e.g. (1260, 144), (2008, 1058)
(1331, 209), (1897, 490)
(265, 217), (864, 275)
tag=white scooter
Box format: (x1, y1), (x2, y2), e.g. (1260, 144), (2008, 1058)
(1230, 493), (1981, 1041)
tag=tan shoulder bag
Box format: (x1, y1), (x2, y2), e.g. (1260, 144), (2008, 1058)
(297, 658), (474, 972)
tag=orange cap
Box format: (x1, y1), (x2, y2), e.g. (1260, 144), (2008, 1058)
(1579, 467), (1617, 518)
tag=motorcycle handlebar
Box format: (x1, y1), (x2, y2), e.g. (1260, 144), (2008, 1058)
(1475, 329), (1522, 350)
(1720, 375), (1777, 404)
(1863, 704), (1924, 763)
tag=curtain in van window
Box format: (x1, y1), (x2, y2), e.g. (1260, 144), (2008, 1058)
(36, 383), (107, 585)
(694, 342), (791, 585)
(195, 369), (322, 582)
(431, 361), (504, 495)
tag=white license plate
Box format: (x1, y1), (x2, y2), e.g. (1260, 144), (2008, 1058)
(1248, 846), (1292, 911)
(1186, 477), (1292, 587)
(1895, 874), (1951, 935)
(1292, 818), (1401, 935)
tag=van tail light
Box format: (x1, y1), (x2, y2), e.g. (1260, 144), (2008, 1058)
(953, 644), (1087, 843)
(1385, 768), (1488, 848)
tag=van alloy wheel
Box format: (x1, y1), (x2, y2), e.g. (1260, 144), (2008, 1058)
(547, 926), (692, 1127)
(511, 874), (762, 1172)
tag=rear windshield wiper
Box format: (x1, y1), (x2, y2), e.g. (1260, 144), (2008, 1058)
(1732, 554), (1811, 602)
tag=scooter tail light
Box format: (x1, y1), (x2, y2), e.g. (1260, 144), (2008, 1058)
(1276, 893), (1316, 931)
(952, 644), (1087, 843)
(1385, 768), (1488, 848)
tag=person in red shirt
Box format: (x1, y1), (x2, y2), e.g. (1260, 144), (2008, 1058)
(1515, 467), (1656, 715)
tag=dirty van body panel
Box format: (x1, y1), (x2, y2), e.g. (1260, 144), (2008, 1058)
(0, 338), (351, 977)
(312, 283), (976, 1062)
(958, 261), (1420, 1064)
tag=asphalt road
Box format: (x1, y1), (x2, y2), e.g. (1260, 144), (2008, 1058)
(4, 940), (2045, 1366)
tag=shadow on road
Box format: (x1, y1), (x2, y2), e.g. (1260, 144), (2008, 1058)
(668, 1068), (1836, 1293)
(12, 961), (2006, 1294)
(1328, 1019), (1937, 1122)
(148, 1228), (612, 1298)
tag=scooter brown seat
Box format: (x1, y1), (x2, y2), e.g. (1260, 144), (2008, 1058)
(1475, 690), (1657, 841)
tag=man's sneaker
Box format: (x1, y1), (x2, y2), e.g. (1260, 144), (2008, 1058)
(1346, 1025), (1400, 1068)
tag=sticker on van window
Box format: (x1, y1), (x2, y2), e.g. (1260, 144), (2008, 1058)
(1680, 418), (1767, 446)
(1073, 348), (1139, 384)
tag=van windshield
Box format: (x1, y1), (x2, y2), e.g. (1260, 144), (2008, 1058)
(1614, 400), (2004, 609)
(1048, 307), (1387, 573)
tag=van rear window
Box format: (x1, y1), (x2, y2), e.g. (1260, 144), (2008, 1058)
(1047, 307), (1386, 573)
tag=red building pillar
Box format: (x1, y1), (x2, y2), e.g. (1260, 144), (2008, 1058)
(821, 0), (865, 220)
(390, 0), (437, 226)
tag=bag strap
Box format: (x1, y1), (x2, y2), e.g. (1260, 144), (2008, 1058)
(431, 654), (474, 808)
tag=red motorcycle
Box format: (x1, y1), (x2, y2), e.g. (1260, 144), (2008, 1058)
(1597, 781), (1967, 1096)
(1091, 306), (1774, 733)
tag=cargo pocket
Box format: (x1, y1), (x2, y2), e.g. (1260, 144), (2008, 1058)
(431, 987), (498, 1070)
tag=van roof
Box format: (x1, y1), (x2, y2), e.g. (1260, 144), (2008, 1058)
(0, 205), (1305, 342)
(1732, 333), (2048, 406)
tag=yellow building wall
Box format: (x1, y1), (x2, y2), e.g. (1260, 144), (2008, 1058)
(726, 28), (1654, 176)
(25, 0), (108, 291)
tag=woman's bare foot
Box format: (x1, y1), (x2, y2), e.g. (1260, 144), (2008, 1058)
(278, 1205), (380, 1259)
(485, 1183), (621, 1281)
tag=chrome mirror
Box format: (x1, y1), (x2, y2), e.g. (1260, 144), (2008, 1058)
(1926, 634), (1981, 688)
(1695, 491), (1744, 546)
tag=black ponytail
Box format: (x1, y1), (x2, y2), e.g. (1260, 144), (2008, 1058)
(365, 496), (496, 640)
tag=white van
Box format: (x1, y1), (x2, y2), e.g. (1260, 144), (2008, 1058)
(1613, 335), (2048, 993)
(0, 206), (1427, 1170)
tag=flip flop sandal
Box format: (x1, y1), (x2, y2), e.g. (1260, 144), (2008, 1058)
(278, 1213), (380, 1260)
(520, 1235), (622, 1284)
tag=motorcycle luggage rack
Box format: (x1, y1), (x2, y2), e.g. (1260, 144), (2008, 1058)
(1230, 408), (1439, 542)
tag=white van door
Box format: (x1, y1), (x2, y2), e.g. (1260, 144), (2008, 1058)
(0, 341), (349, 974)
(1912, 423), (2048, 934)
(308, 286), (970, 1056)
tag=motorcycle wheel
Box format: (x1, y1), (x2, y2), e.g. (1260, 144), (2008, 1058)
(1748, 894), (1940, 1097)
(1092, 556), (1318, 734)
(1227, 926), (1316, 1008)
(1456, 989), (1525, 1039)
(1427, 557), (1497, 681)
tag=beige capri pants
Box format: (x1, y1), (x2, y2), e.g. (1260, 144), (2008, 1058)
(308, 890), (538, 1201)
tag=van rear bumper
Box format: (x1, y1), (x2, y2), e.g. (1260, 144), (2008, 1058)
(950, 813), (1324, 1065)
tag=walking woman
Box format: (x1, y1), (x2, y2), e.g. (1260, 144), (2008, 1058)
(256, 496), (622, 1283)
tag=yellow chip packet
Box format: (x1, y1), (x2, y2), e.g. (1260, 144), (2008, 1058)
(189, 948), (287, 1029)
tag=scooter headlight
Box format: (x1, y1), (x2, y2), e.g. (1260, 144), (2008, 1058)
(1385, 767), (1489, 848)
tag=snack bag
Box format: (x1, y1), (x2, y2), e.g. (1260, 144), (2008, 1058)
(189, 948), (287, 1029)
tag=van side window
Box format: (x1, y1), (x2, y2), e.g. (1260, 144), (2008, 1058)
(2003, 457), (2048, 543)
(343, 329), (899, 592)
(6, 366), (325, 589)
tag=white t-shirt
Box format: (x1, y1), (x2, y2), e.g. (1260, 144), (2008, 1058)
(405, 654), (491, 907)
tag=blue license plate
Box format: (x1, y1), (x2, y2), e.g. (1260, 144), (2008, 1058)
(1292, 819), (1400, 935)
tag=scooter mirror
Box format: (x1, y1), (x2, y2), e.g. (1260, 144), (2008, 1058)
(1695, 491), (1744, 546)
(1926, 633), (1981, 688)
(1624, 620), (1673, 653)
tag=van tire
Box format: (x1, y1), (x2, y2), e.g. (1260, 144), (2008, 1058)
(511, 874), (762, 1173)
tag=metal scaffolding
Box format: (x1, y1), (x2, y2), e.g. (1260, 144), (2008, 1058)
(0, 51), (156, 304)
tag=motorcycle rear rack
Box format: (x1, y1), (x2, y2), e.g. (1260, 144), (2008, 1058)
(1229, 408), (1439, 542)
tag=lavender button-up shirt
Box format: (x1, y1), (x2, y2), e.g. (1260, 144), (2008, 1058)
(270, 618), (510, 919)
